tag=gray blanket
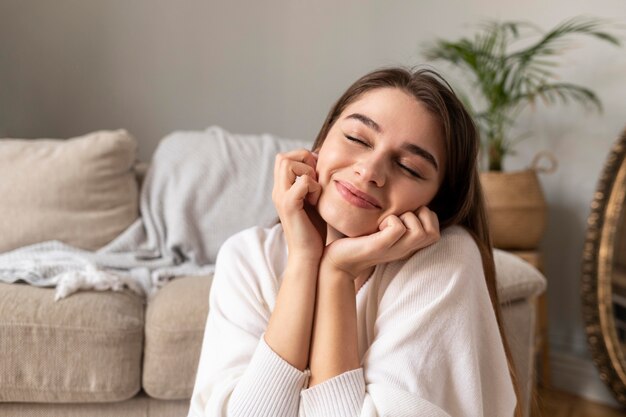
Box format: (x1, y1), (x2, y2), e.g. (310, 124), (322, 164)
(0, 126), (311, 300)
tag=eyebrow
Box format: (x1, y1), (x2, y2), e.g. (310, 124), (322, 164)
(346, 113), (382, 133)
(345, 112), (439, 171)
(403, 143), (439, 171)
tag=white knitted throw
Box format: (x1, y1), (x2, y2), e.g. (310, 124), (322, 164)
(0, 126), (311, 300)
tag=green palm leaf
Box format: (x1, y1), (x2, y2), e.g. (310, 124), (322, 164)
(422, 16), (621, 171)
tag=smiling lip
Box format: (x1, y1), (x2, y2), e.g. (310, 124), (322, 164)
(335, 180), (381, 209)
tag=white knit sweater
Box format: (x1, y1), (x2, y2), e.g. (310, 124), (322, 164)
(188, 224), (516, 417)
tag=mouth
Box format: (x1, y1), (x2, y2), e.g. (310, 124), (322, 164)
(335, 180), (381, 209)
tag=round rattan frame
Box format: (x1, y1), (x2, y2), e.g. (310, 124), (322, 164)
(582, 127), (626, 405)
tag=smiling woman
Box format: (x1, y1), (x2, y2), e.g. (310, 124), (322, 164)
(314, 87), (445, 239)
(188, 67), (521, 417)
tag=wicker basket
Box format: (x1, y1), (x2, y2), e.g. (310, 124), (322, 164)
(480, 169), (547, 250)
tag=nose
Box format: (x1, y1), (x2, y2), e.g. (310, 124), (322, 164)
(354, 154), (386, 187)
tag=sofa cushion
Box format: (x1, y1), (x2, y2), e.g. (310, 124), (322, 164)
(0, 282), (144, 402)
(494, 249), (547, 303)
(143, 275), (212, 399)
(501, 298), (535, 414)
(0, 130), (139, 253)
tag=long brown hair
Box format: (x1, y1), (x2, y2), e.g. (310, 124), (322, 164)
(311, 67), (523, 417)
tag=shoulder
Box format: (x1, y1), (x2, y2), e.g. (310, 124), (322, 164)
(218, 222), (286, 265)
(431, 225), (482, 262)
(418, 224), (482, 274)
(212, 223), (287, 299)
(375, 225), (486, 311)
(389, 224), (482, 278)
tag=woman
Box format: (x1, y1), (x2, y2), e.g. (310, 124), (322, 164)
(188, 67), (520, 417)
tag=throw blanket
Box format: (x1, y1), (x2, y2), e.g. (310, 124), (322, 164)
(0, 126), (311, 300)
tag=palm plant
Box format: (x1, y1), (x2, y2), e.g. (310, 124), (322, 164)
(424, 16), (620, 171)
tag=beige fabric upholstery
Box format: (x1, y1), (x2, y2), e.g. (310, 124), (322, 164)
(0, 282), (144, 402)
(0, 393), (189, 417)
(501, 299), (536, 417)
(0, 130), (139, 253)
(0, 294), (536, 415)
(495, 249), (546, 303)
(143, 275), (213, 399)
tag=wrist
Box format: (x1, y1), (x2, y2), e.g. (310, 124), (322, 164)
(287, 252), (322, 270)
(319, 256), (358, 282)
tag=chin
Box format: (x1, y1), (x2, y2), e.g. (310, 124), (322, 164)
(317, 199), (379, 238)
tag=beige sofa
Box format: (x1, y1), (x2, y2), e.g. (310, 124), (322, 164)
(0, 130), (546, 416)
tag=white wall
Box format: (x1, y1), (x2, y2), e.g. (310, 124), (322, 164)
(1, 0), (626, 404)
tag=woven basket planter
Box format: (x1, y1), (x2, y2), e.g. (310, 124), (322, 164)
(480, 169), (547, 250)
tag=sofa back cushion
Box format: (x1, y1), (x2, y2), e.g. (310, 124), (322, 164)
(0, 130), (139, 253)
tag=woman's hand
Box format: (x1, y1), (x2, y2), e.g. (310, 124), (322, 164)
(321, 206), (441, 279)
(272, 149), (325, 262)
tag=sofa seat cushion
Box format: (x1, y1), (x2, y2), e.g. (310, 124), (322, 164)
(143, 275), (212, 400)
(0, 282), (144, 403)
(0, 130), (139, 253)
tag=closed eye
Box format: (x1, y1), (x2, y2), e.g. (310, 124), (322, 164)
(345, 135), (368, 146)
(346, 135), (423, 179)
(398, 163), (423, 179)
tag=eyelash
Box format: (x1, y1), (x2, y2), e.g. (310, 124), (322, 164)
(344, 135), (424, 180)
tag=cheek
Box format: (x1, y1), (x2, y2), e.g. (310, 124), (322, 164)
(388, 182), (441, 213)
(316, 148), (348, 184)
(315, 158), (328, 184)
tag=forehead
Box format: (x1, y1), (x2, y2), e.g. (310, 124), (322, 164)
(340, 87), (442, 141)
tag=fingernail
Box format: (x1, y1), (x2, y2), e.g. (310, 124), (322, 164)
(311, 152), (319, 159)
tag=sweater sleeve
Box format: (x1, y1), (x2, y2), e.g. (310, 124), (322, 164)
(188, 226), (309, 417)
(300, 226), (516, 417)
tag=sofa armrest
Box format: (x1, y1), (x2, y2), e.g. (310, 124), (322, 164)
(495, 249), (547, 304)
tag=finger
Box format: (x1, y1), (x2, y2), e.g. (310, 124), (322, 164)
(415, 207), (440, 243)
(292, 174), (322, 206)
(375, 215), (407, 248)
(397, 211), (437, 257)
(273, 150), (317, 186)
(399, 211), (423, 234)
(289, 148), (318, 168)
(330, 216), (406, 270)
(398, 212), (426, 250)
(305, 178), (322, 206)
(283, 175), (308, 211)
(278, 159), (317, 190)
(286, 175), (318, 210)
(276, 149), (318, 172)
